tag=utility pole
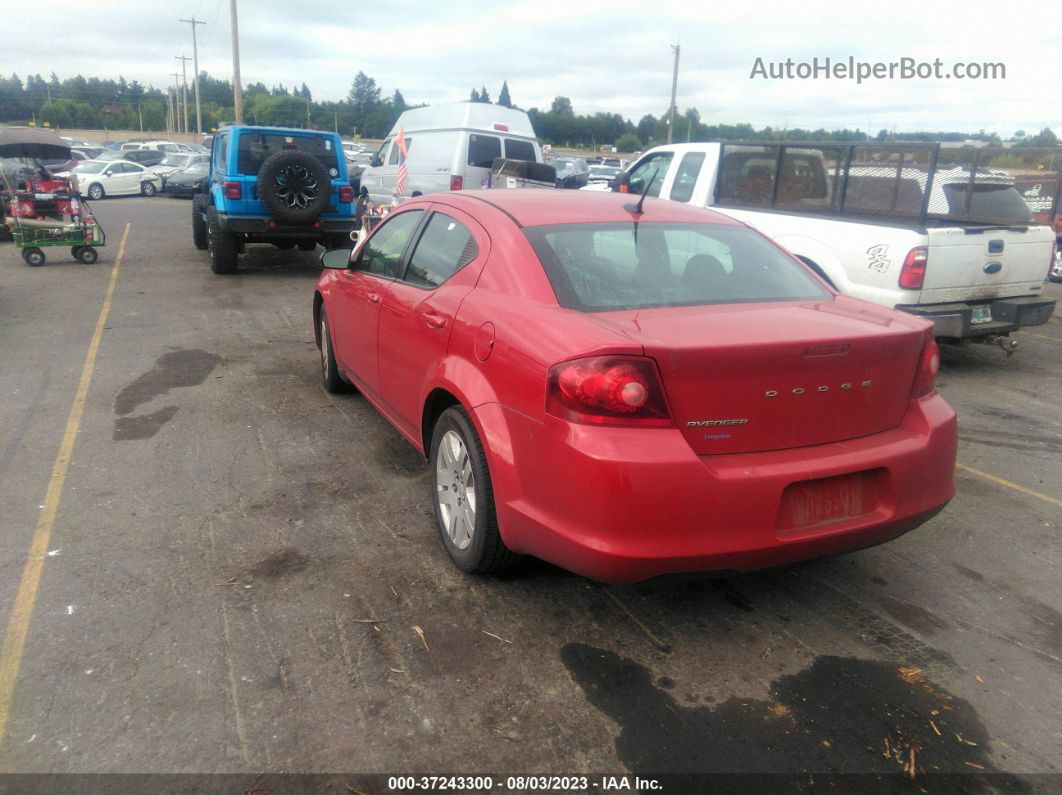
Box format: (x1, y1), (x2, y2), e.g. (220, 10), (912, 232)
(180, 16), (206, 134)
(229, 0), (244, 124)
(306, 95), (311, 128)
(176, 55), (191, 136)
(138, 102), (143, 132)
(166, 88), (174, 133)
(667, 43), (680, 145)
(171, 73), (183, 133)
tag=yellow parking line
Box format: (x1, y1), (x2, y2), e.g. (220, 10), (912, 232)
(956, 463), (1062, 509)
(0, 224), (130, 746)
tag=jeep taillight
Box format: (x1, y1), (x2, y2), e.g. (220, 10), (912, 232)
(449, 175), (463, 191)
(546, 355), (671, 427)
(911, 335), (941, 398)
(899, 246), (928, 289)
(338, 186), (354, 203)
(223, 181), (242, 200)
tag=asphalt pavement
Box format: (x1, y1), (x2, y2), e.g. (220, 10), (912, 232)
(0, 196), (1059, 787)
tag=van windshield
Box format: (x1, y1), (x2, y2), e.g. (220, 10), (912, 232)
(524, 223), (829, 311)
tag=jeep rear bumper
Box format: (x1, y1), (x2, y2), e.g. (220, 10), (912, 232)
(896, 296), (1056, 339)
(216, 214), (357, 242)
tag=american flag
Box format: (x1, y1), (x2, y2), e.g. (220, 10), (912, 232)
(394, 127), (409, 197)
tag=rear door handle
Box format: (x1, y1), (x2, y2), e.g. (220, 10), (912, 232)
(422, 312), (447, 329)
(368, 293), (381, 304)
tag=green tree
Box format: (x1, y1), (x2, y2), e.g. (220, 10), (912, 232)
(615, 133), (641, 152)
(479, 85), (491, 103)
(550, 96), (573, 116)
(498, 81), (512, 108)
(470, 87), (480, 102)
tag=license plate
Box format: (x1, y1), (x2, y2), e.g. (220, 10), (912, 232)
(971, 305), (992, 325)
(778, 471), (879, 532)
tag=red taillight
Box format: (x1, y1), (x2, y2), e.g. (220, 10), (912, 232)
(899, 246), (928, 289)
(338, 186), (354, 203)
(912, 336), (940, 398)
(223, 181), (242, 200)
(546, 356), (671, 426)
(449, 175), (463, 191)
(493, 123), (509, 132)
(1048, 240), (1058, 281)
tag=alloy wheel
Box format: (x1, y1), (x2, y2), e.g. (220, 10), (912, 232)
(273, 165), (320, 209)
(435, 430), (476, 550)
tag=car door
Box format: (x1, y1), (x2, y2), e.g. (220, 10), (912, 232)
(377, 206), (490, 439)
(106, 162), (133, 194)
(124, 163), (148, 193)
(330, 208), (425, 397)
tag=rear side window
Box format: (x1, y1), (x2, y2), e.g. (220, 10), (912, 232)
(214, 135), (228, 171)
(524, 222), (828, 311)
(355, 210), (424, 277)
(504, 138), (535, 161)
(467, 134), (501, 168)
(669, 152), (705, 203)
(236, 133), (338, 176)
(404, 213), (478, 288)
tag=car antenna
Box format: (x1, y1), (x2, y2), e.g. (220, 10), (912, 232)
(624, 168), (655, 215)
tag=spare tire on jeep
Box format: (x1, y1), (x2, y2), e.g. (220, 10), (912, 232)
(256, 150), (332, 223)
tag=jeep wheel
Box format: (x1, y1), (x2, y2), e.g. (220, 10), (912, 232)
(257, 150), (331, 223)
(191, 196), (208, 250)
(207, 206), (238, 274)
(297, 240), (317, 251)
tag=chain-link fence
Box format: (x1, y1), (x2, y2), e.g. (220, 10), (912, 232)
(715, 142), (1061, 226)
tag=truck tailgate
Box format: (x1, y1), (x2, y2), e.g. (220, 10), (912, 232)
(918, 225), (1054, 304)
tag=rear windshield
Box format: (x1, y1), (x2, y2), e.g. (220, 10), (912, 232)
(940, 183), (1033, 224)
(236, 132), (338, 176)
(524, 223), (829, 311)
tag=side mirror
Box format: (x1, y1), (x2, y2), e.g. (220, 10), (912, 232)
(370, 155), (382, 168)
(104, 170), (114, 177)
(610, 173), (629, 193)
(320, 248), (351, 270)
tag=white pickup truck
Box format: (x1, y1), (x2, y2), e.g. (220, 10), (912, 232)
(609, 142), (1058, 351)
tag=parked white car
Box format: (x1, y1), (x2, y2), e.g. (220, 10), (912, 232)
(68, 160), (162, 199)
(150, 153), (209, 180)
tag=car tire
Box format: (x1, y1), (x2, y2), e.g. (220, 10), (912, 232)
(429, 406), (518, 574)
(256, 150), (332, 223)
(191, 196), (208, 250)
(22, 247), (46, 266)
(206, 206), (238, 274)
(87, 183), (104, 200)
(76, 246), (98, 264)
(318, 307), (351, 394)
(141, 181), (157, 197)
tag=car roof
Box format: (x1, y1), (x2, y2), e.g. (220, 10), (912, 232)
(423, 189), (745, 228)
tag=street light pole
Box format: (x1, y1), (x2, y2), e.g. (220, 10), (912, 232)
(229, 0), (244, 124)
(667, 43), (680, 145)
(176, 55), (191, 136)
(180, 16), (206, 134)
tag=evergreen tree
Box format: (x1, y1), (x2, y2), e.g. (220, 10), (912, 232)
(479, 85), (491, 103)
(498, 81), (512, 108)
(470, 87), (480, 102)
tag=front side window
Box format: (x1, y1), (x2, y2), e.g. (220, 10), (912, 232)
(354, 210), (424, 278)
(388, 138), (413, 165)
(404, 213), (478, 288)
(626, 152), (673, 197)
(524, 222), (828, 312)
(467, 134), (501, 168)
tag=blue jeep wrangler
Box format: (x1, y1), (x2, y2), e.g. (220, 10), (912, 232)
(192, 125), (357, 274)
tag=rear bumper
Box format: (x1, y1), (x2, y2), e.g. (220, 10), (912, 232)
(897, 296), (1056, 339)
(216, 213), (357, 241)
(478, 393), (957, 584)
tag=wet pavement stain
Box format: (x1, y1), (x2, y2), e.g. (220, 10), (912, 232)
(113, 349), (221, 440)
(250, 547), (309, 579)
(562, 644), (1027, 790)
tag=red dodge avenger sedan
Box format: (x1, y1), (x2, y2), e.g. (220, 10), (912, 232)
(314, 190), (956, 584)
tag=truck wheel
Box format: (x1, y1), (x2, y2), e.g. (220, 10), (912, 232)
(326, 233), (352, 250)
(191, 196), (208, 250)
(23, 247), (46, 266)
(207, 207), (238, 274)
(257, 150), (331, 223)
(274, 241), (295, 250)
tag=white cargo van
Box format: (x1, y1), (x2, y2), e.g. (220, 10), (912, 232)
(614, 142), (1058, 348)
(359, 103), (543, 204)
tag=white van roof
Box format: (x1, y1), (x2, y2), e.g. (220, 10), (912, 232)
(385, 102), (537, 139)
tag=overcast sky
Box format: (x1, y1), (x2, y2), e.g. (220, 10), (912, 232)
(6, 0), (1058, 136)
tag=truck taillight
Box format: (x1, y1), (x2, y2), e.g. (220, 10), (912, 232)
(899, 246), (928, 289)
(223, 181), (242, 200)
(546, 356), (671, 427)
(1048, 240), (1058, 281)
(911, 335), (940, 398)
(338, 186), (354, 203)
(449, 175), (463, 191)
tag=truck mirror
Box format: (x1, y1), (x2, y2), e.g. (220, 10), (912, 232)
(610, 172), (629, 193)
(370, 155), (382, 168)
